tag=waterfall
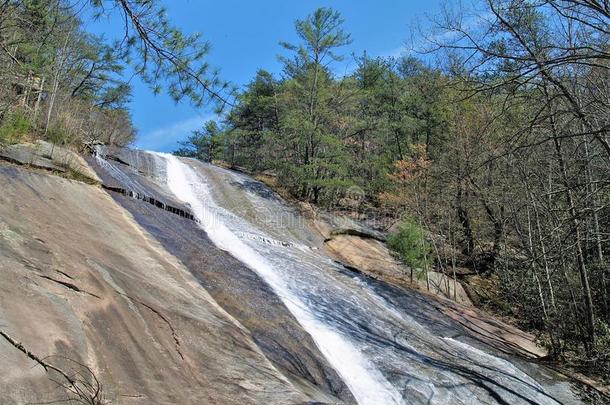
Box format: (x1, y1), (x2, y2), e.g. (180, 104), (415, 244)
(160, 153), (404, 405)
(94, 147), (147, 195)
(109, 151), (572, 404)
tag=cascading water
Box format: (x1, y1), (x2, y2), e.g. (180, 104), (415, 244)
(161, 153), (404, 405)
(91, 147), (583, 404)
(94, 146), (148, 194)
(154, 153), (574, 405)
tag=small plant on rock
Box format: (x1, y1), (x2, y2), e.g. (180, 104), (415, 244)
(387, 218), (432, 282)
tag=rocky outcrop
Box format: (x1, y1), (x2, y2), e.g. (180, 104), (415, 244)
(0, 165), (312, 404)
(101, 184), (198, 221)
(2, 148), (600, 404)
(0, 141), (100, 183)
(309, 211), (554, 363)
(310, 211), (474, 307)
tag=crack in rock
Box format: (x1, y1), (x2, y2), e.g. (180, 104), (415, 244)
(0, 330), (75, 384)
(37, 274), (100, 299)
(119, 293), (185, 361)
(54, 269), (74, 280)
(101, 184), (197, 221)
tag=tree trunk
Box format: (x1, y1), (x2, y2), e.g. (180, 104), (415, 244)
(456, 184), (475, 258)
(583, 139), (607, 315)
(33, 76), (45, 123)
(553, 135), (596, 349)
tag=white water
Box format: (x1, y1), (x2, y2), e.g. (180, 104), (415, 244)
(95, 150), (147, 194)
(89, 148), (580, 403)
(161, 153), (404, 405)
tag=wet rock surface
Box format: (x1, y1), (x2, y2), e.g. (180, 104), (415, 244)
(89, 149), (355, 403)
(149, 153), (589, 404)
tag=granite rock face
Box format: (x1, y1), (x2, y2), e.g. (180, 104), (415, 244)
(89, 148), (354, 404)
(320, 222), (473, 306)
(0, 166), (310, 404)
(0, 140), (100, 183)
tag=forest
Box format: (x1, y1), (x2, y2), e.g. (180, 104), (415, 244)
(1, 0), (609, 385)
(0, 0), (135, 147)
(0, 0), (232, 149)
(175, 3), (610, 379)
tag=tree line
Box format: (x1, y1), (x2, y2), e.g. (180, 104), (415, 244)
(0, 0), (234, 149)
(0, 0), (134, 146)
(176, 2), (610, 378)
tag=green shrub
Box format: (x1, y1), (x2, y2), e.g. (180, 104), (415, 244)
(45, 125), (71, 146)
(590, 320), (610, 382)
(387, 218), (432, 273)
(0, 111), (31, 145)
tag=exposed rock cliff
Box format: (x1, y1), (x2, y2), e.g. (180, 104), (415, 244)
(0, 164), (313, 404)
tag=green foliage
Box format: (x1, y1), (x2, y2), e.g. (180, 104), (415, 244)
(279, 7), (351, 70)
(206, 8), (451, 209)
(0, 112), (32, 145)
(387, 219), (431, 271)
(45, 125), (70, 146)
(0, 0), (136, 147)
(90, 0), (235, 109)
(174, 120), (222, 162)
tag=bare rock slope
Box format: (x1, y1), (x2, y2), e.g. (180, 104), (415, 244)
(0, 165), (309, 404)
(308, 210), (473, 306)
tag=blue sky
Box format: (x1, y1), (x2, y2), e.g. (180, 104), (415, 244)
(88, 0), (444, 152)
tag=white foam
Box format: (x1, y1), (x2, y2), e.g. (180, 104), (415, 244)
(160, 153), (403, 405)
